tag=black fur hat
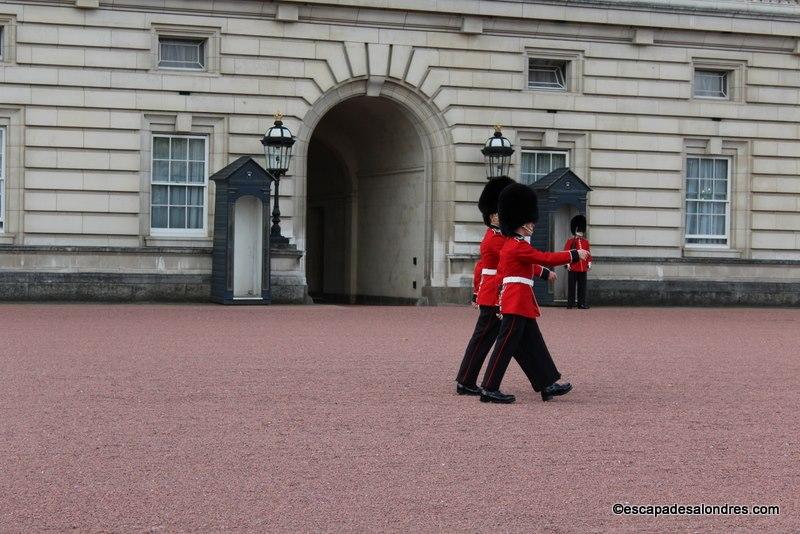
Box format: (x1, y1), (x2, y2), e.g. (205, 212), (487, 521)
(478, 176), (515, 226)
(498, 183), (539, 236)
(570, 214), (587, 234)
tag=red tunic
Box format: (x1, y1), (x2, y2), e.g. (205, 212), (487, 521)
(498, 237), (578, 319)
(472, 258), (483, 299)
(564, 235), (592, 272)
(475, 227), (507, 307)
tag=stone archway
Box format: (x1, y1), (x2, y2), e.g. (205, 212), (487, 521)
(293, 81), (453, 304)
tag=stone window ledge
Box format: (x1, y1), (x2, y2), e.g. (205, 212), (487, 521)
(683, 247), (742, 259)
(145, 236), (213, 248)
(0, 234), (15, 245)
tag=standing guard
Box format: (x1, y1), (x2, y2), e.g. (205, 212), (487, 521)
(564, 214), (592, 309)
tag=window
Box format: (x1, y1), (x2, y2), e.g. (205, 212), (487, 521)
(0, 127), (5, 231)
(158, 37), (206, 70)
(694, 70), (729, 99)
(151, 135), (207, 233)
(685, 157), (729, 246)
(0, 26), (4, 61)
(521, 150), (568, 184)
(528, 59), (568, 90)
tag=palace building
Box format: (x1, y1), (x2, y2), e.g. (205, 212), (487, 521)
(1, 0), (799, 305)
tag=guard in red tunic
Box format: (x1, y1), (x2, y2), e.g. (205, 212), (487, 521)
(564, 214), (592, 309)
(479, 183), (590, 404)
(456, 177), (538, 395)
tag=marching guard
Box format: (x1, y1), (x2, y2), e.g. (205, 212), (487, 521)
(455, 176), (518, 395)
(479, 183), (589, 404)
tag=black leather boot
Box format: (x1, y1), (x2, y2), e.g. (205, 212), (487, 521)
(479, 389), (516, 404)
(456, 382), (481, 396)
(541, 382), (573, 401)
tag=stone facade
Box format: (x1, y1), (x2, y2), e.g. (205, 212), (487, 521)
(1, 0), (799, 304)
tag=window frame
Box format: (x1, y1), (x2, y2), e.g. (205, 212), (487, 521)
(528, 58), (568, 91)
(684, 156), (731, 248)
(150, 134), (210, 237)
(150, 23), (221, 75)
(691, 58), (747, 103)
(693, 69), (730, 100)
(520, 149), (570, 185)
(158, 37), (207, 71)
(524, 48), (584, 95)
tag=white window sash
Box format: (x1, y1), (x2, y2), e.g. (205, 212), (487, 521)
(685, 157), (731, 247)
(158, 38), (206, 70)
(150, 134), (208, 236)
(694, 70), (729, 99)
(528, 60), (568, 90)
(520, 150), (569, 184)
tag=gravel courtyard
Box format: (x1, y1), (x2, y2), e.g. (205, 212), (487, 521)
(1, 304), (797, 532)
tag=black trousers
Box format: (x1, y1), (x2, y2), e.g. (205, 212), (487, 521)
(456, 306), (501, 386)
(480, 314), (561, 392)
(567, 271), (588, 307)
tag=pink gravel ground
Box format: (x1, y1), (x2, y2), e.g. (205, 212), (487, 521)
(0, 304), (798, 532)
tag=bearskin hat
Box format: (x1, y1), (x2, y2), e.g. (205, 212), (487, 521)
(570, 214), (587, 234)
(498, 183), (539, 236)
(478, 176), (515, 226)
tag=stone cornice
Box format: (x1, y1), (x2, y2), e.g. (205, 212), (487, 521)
(283, 0), (800, 23)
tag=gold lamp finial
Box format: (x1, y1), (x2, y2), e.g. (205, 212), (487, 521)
(274, 111), (284, 122)
(493, 124), (502, 133)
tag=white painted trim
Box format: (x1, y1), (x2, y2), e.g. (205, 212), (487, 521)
(684, 155), (731, 247)
(149, 134), (210, 236)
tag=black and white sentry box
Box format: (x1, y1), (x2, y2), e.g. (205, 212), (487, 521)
(209, 156), (273, 304)
(529, 167), (592, 306)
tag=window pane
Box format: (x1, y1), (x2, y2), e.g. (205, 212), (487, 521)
(529, 60), (568, 90)
(521, 153), (535, 183)
(686, 213), (697, 235)
(697, 213), (712, 235)
(531, 68), (558, 86)
(188, 162), (205, 183)
(700, 179), (714, 200)
(712, 202), (726, 215)
(187, 207), (203, 229)
(686, 178), (699, 198)
(695, 70), (728, 98)
(712, 215), (725, 235)
(170, 161), (187, 183)
(159, 39), (204, 69)
(151, 206), (168, 229)
(187, 186), (204, 206)
(714, 160), (727, 180)
(189, 138), (205, 160)
(153, 137), (170, 159)
(552, 153), (566, 169)
(687, 158), (699, 179)
(153, 161), (170, 181)
(171, 137), (188, 160)
(169, 206), (186, 229)
(697, 202), (714, 216)
(151, 185), (168, 205)
(713, 179), (727, 200)
(700, 158), (713, 178)
(170, 186), (187, 206)
(536, 154), (550, 176)
(198, 42), (206, 68)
